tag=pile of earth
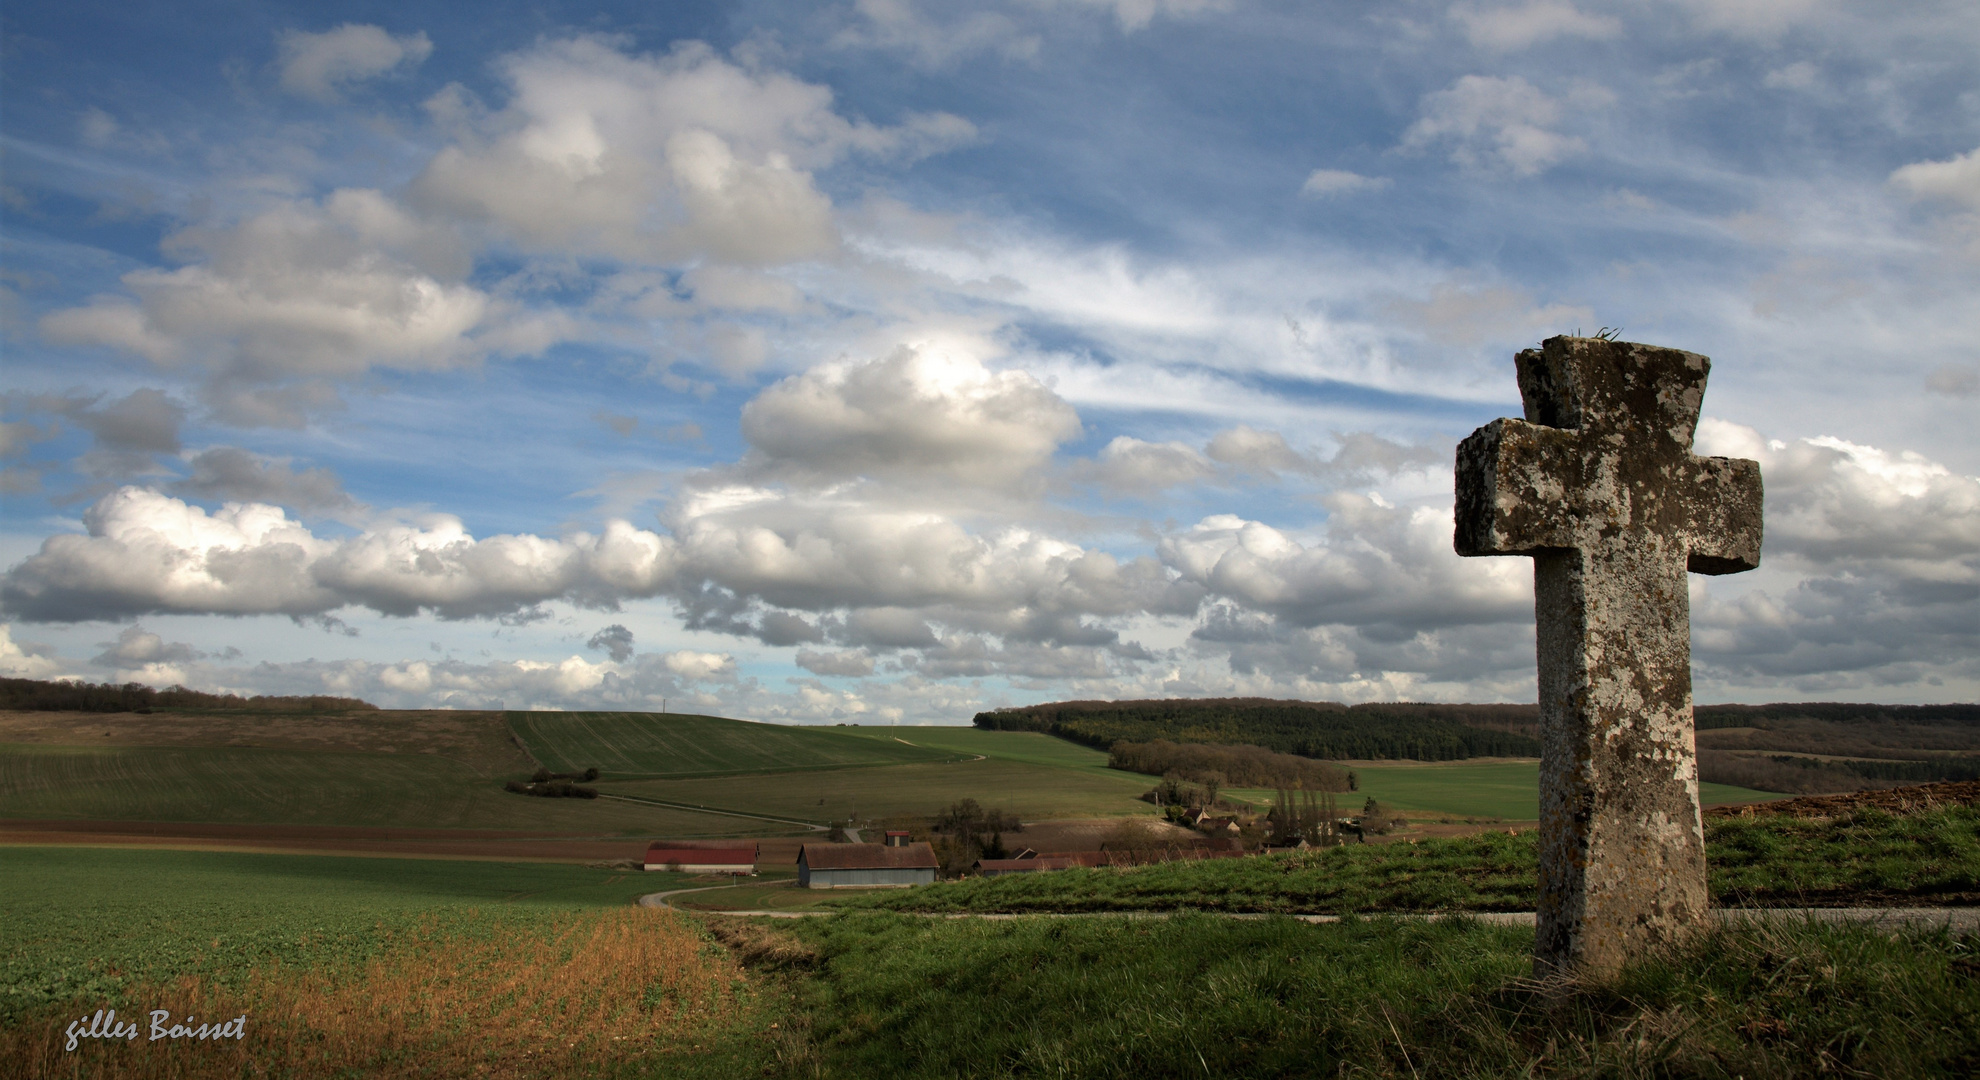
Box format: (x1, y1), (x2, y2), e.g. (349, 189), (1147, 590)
(1707, 780), (1980, 819)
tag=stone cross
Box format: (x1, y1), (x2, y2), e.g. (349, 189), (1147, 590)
(1454, 336), (1762, 977)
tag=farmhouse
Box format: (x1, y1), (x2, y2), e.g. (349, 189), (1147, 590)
(644, 843), (758, 874)
(796, 842), (938, 888)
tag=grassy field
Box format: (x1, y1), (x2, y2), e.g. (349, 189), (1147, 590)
(0, 743), (767, 835)
(9, 843), (1979, 1078)
(839, 726), (1118, 772)
(763, 911), (1980, 1079)
(839, 805), (1980, 915)
(1231, 758), (1780, 821)
(599, 756), (1157, 824)
(0, 847), (790, 1078)
(507, 711), (960, 777)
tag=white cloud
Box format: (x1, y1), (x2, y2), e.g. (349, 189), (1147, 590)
(1159, 498), (1531, 633)
(1385, 281), (1593, 346)
(0, 625), (64, 679)
(278, 24), (434, 102)
(1074, 436), (1215, 493)
(1402, 75), (1587, 176)
(1889, 146), (1980, 211)
(1299, 169), (1389, 198)
(1449, 2), (1620, 51)
(0, 488), (682, 622)
(735, 345), (1081, 490)
(410, 38), (971, 265)
(40, 190), (495, 420)
(1205, 425), (1308, 473)
(1688, 422), (1979, 688)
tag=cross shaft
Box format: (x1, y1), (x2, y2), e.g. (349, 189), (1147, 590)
(1454, 336), (1762, 976)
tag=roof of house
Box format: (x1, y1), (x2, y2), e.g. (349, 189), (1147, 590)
(798, 842), (939, 870)
(645, 845), (756, 863)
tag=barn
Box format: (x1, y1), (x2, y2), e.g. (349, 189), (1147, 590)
(644, 843), (758, 874)
(796, 842), (938, 888)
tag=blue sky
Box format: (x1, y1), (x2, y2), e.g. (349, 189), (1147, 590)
(3, 0), (1976, 721)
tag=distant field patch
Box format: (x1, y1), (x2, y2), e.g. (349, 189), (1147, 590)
(507, 712), (961, 777)
(1230, 759), (1780, 821)
(600, 757), (1155, 823)
(841, 726), (1117, 772)
(0, 743), (763, 835)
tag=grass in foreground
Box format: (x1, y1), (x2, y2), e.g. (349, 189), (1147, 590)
(1, 847), (796, 1079)
(762, 911), (1980, 1078)
(835, 806), (1980, 915)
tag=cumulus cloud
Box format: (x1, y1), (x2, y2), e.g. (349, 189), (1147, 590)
(172, 447), (359, 516)
(1401, 75), (1590, 176)
(586, 622), (636, 662)
(1074, 436), (1214, 493)
(735, 345), (1081, 490)
(1449, 2), (1620, 51)
(278, 24), (433, 101)
(1689, 420), (1979, 688)
(0, 487), (682, 622)
(1889, 145), (1980, 211)
(92, 624), (198, 667)
(40, 190), (493, 422)
(1161, 499), (1531, 636)
(0, 625), (64, 679)
(1299, 169), (1389, 198)
(411, 38), (971, 264)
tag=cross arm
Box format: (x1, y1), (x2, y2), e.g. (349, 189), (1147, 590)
(1454, 418), (1584, 557)
(1684, 455), (1763, 575)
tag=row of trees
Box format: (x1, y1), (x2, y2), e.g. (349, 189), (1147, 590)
(1109, 739), (1354, 793)
(975, 698), (1542, 760)
(0, 677), (376, 714)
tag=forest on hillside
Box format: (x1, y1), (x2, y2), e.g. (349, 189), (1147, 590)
(973, 698), (1542, 760)
(0, 677), (376, 714)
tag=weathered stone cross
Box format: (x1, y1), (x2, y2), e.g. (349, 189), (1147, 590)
(1454, 336), (1763, 977)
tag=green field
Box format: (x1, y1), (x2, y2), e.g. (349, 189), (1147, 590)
(840, 726), (1117, 772)
(1232, 759), (1779, 820)
(600, 756), (1156, 824)
(0, 846), (689, 1022)
(0, 742), (768, 834)
(507, 711), (963, 777)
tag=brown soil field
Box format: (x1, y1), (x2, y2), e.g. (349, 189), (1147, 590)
(0, 709), (528, 774)
(1706, 779), (1980, 819)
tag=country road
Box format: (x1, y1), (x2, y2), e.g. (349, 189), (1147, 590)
(637, 890), (1980, 929)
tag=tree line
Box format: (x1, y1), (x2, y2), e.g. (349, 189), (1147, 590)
(975, 698), (1542, 761)
(1109, 739), (1354, 793)
(0, 676), (376, 714)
